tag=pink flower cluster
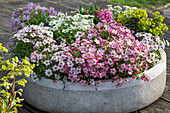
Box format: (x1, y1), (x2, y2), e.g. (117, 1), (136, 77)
(29, 9), (151, 87)
(66, 23), (149, 87)
(97, 9), (113, 23)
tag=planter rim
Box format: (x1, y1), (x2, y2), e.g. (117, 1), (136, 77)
(26, 48), (166, 91)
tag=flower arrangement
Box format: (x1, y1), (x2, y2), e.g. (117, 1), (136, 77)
(9, 3), (169, 88)
(0, 43), (34, 112)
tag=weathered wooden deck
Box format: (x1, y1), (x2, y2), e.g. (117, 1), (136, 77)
(0, 0), (169, 112)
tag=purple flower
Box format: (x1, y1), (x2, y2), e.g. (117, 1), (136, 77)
(90, 79), (95, 86)
(141, 74), (147, 81)
(128, 70), (133, 75)
(145, 77), (150, 82)
(10, 3), (57, 31)
(83, 68), (88, 73)
(23, 15), (27, 20)
(121, 63), (126, 69)
(45, 69), (52, 77)
(126, 64), (132, 70)
(80, 80), (86, 86)
(96, 22), (103, 28)
(124, 55), (129, 61)
(110, 68), (117, 75)
(119, 67), (124, 73)
(112, 76), (118, 80)
(124, 78), (130, 84)
(117, 78), (123, 84)
(96, 80), (102, 87)
(116, 83), (122, 88)
(108, 58), (114, 65)
(130, 57), (135, 63)
(26, 15), (30, 20)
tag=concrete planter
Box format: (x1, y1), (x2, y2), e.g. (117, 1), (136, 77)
(23, 49), (166, 113)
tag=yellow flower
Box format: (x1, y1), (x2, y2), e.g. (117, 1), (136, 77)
(3, 47), (8, 53)
(141, 26), (146, 30)
(15, 69), (20, 72)
(1, 65), (6, 70)
(31, 64), (35, 69)
(24, 60), (30, 65)
(15, 56), (18, 63)
(137, 15), (140, 18)
(149, 29), (152, 32)
(6, 60), (10, 64)
(12, 58), (15, 62)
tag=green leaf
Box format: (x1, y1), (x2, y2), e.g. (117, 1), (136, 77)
(2, 98), (7, 106)
(90, 6), (93, 11)
(79, 6), (82, 12)
(2, 98), (7, 111)
(95, 0), (97, 9)
(11, 94), (16, 104)
(85, 5), (89, 10)
(0, 101), (3, 111)
(15, 104), (23, 107)
(8, 105), (16, 112)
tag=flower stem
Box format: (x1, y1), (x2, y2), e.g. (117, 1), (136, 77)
(5, 69), (16, 112)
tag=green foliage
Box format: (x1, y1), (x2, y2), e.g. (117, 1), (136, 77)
(26, 10), (48, 26)
(106, 0), (170, 9)
(11, 3), (57, 31)
(0, 43), (34, 113)
(11, 42), (34, 59)
(78, 0), (101, 24)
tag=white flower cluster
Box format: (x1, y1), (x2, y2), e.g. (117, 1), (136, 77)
(13, 25), (55, 49)
(136, 32), (169, 65)
(123, 6), (137, 16)
(107, 5), (122, 13)
(48, 13), (94, 34)
(107, 5), (137, 18)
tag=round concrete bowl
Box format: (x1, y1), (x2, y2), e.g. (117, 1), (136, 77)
(23, 49), (166, 113)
